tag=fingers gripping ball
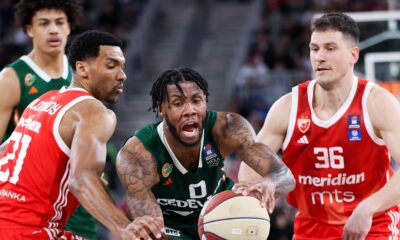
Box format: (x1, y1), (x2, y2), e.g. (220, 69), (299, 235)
(198, 190), (270, 240)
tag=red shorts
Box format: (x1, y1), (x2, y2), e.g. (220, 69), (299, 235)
(0, 227), (85, 240)
(293, 210), (400, 240)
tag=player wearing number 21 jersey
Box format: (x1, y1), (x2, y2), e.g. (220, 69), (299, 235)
(0, 88), (92, 238)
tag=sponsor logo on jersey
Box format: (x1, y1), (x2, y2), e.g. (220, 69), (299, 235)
(348, 114), (361, 129)
(164, 227), (181, 237)
(17, 115), (42, 133)
(299, 172), (365, 205)
(28, 86), (38, 95)
(162, 177), (173, 186)
(297, 135), (309, 144)
(24, 73), (36, 86)
(202, 144), (221, 167)
(0, 189), (26, 202)
(162, 163), (173, 178)
(297, 116), (310, 133)
(348, 129), (362, 141)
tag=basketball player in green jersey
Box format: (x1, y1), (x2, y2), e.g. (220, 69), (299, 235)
(116, 68), (295, 239)
(0, 1), (98, 239)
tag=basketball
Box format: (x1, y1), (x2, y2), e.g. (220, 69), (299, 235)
(198, 190), (270, 240)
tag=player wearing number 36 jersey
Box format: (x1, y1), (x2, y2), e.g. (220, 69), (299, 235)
(283, 78), (400, 238)
(0, 88), (92, 238)
(239, 13), (400, 240)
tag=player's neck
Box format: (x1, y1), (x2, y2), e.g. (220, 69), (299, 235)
(164, 131), (200, 171)
(313, 75), (354, 119)
(27, 50), (65, 78)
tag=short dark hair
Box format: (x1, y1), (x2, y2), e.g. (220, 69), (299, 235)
(15, 0), (83, 30)
(150, 68), (209, 114)
(67, 30), (123, 70)
(311, 12), (359, 44)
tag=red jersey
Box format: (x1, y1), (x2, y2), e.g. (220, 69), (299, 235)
(282, 77), (400, 238)
(0, 87), (94, 237)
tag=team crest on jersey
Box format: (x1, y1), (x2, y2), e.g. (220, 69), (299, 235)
(202, 144), (221, 167)
(162, 163), (173, 178)
(24, 73), (36, 86)
(297, 116), (310, 133)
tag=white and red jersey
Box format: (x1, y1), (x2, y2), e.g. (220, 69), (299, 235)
(282, 76), (399, 227)
(0, 87), (94, 233)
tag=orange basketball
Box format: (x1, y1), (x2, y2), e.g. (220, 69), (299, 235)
(198, 190), (270, 240)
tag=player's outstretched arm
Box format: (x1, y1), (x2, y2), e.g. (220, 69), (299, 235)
(213, 111), (295, 210)
(238, 93), (292, 183)
(343, 85), (400, 240)
(67, 100), (162, 240)
(116, 136), (164, 237)
(0, 68), (20, 141)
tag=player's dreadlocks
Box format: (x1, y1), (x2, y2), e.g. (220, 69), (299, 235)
(150, 68), (210, 115)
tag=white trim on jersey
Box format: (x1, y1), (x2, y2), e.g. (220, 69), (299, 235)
(388, 210), (400, 237)
(48, 161), (71, 228)
(282, 86), (298, 151)
(20, 55), (69, 83)
(362, 81), (385, 146)
(53, 95), (95, 157)
(309, 75), (358, 128)
(44, 227), (58, 240)
(157, 122), (204, 174)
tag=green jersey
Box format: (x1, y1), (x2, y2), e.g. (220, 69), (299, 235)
(135, 110), (234, 240)
(3, 55), (72, 142)
(3, 55), (98, 239)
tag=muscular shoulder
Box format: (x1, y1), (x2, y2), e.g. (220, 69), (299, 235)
(264, 93), (292, 132)
(0, 67), (20, 107)
(60, 99), (116, 146)
(367, 84), (400, 133)
(212, 111), (257, 156)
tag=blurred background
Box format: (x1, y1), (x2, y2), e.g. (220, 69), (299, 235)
(1, 0), (400, 239)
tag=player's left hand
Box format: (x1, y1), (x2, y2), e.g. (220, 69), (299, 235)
(232, 176), (276, 214)
(342, 203), (373, 240)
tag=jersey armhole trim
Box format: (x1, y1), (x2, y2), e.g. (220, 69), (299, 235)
(362, 82), (385, 146)
(282, 87), (298, 150)
(53, 96), (95, 156)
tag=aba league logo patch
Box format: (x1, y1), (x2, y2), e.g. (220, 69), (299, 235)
(297, 116), (310, 133)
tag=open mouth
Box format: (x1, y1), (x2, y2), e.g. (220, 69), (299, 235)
(182, 122), (199, 138)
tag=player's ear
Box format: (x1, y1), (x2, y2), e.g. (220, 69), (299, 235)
(75, 61), (89, 78)
(26, 25), (34, 38)
(158, 103), (164, 117)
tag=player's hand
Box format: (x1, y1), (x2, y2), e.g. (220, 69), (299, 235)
(342, 203), (373, 240)
(119, 216), (164, 240)
(232, 176), (276, 214)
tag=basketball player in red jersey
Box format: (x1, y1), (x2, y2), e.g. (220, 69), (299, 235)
(238, 12), (400, 239)
(0, 30), (163, 239)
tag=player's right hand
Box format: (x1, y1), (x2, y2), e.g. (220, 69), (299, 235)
(120, 216), (164, 240)
(232, 176), (276, 214)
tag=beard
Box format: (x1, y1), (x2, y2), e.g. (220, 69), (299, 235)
(164, 114), (203, 148)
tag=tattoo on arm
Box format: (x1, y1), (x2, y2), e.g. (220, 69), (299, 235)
(117, 147), (162, 219)
(223, 113), (295, 196)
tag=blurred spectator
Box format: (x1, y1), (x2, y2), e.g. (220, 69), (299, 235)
(235, 46), (270, 116)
